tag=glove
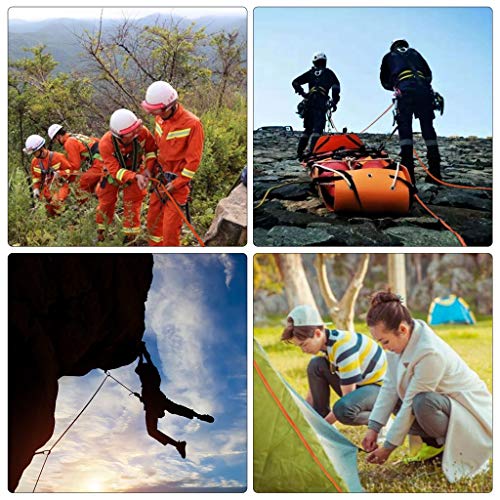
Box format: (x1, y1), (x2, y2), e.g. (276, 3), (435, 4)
(327, 98), (337, 112)
(32, 188), (40, 199)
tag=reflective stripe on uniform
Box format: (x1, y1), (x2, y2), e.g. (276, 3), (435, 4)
(166, 128), (191, 140)
(97, 223), (106, 230)
(181, 168), (196, 179)
(399, 139), (414, 146)
(123, 226), (141, 235)
(145, 151), (157, 160)
(149, 234), (163, 243)
(33, 167), (42, 174)
(52, 162), (61, 171)
(155, 123), (163, 136)
(116, 168), (128, 182)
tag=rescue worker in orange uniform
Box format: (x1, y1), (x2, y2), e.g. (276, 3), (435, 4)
(24, 134), (72, 216)
(97, 109), (157, 243)
(47, 124), (104, 196)
(141, 81), (204, 246)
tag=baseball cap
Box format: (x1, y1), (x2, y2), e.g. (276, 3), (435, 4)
(287, 305), (323, 326)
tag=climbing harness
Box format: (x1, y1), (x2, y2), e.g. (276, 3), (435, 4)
(149, 177), (205, 247)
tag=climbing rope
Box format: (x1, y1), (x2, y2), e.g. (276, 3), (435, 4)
(254, 180), (312, 209)
(103, 370), (141, 399)
(414, 195), (467, 247)
(359, 103), (394, 134)
(413, 148), (492, 191)
(32, 373), (110, 492)
(149, 178), (205, 247)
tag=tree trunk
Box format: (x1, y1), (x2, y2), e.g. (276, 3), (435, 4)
(315, 254), (370, 331)
(273, 254), (317, 311)
(388, 254), (407, 301)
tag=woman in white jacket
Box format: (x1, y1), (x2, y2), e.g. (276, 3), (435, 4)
(361, 291), (492, 482)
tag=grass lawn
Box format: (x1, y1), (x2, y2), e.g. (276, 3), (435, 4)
(254, 317), (492, 493)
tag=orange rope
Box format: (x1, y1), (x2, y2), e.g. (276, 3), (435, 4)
(149, 178), (205, 247)
(414, 195), (467, 247)
(359, 103), (394, 133)
(253, 359), (344, 492)
(413, 149), (492, 191)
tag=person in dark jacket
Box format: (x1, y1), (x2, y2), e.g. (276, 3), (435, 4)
(292, 52), (341, 160)
(135, 342), (214, 459)
(380, 39), (441, 185)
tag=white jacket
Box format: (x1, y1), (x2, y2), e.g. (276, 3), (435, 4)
(369, 319), (492, 482)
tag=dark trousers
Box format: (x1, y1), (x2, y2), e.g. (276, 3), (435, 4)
(298, 107), (327, 158)
(307, 356), (380, 426)
(396, 86), (441, 184)
(391, 392), (451, 447)
(145, 411), (177, 446)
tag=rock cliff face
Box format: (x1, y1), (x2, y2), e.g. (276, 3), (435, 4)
(254, 130), (492, 246)
(8, 254), (153, 492)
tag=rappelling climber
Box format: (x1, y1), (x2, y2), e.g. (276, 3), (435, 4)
(24, 134), (72, 216)
(292, 52), (341, 161)
(48, 124), (103, 197)
(380, 39), (443, 186)
(135, 342), (214, 459)
(141, 80), (204, 246)
(97, 109), (157, 243)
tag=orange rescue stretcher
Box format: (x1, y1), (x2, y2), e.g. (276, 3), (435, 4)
(302, 133), (415, 215)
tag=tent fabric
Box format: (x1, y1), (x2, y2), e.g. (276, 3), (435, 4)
(428, 295), (476, 325)
(253, 339), (363, 493)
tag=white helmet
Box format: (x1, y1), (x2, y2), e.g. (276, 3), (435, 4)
(141, 81), (178, 113)
(312, 52), (327, 63)
(23, 134), (45, 154)
(48, 123), (64, 140)
(391, 39), (409, 52)
(109, 109), (143, 137)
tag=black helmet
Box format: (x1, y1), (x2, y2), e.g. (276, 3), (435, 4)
(390, 39), (409, 52)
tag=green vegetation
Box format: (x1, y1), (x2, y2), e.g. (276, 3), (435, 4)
(8, 18), (246, 246)
(254, 317), (492, 493)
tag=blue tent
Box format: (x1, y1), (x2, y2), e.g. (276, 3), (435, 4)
(428, 295), (476, 325)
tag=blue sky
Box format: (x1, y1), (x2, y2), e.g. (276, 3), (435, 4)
(17, 254), (247, 493)
(254, 7), (492, 137)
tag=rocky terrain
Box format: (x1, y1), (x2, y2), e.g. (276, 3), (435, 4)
(9, 255), (153, 492)
(253, 129), (492, 246)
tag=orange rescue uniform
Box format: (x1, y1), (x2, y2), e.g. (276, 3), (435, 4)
(31, 151), (72, 216)
(97, 126), (157, 236)
(61, 133), (104, 194)
(146, 104), (204, 246)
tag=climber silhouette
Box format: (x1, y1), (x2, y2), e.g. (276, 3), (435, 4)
(134, 342), (214, 459)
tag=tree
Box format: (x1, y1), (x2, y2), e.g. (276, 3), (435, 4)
(315, 254), (370, 331)
(210, 30), (247, 112)
(273, 254), (317, 309)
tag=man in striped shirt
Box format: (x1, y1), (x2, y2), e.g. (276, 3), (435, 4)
(281, 304), (387, 426)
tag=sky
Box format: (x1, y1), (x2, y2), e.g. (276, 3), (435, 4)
(16, 254), (247, 493)
(254, 7), (492, 137)
(8, 7), (244, 22)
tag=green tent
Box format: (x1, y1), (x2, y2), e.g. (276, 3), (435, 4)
(253, 340), (363, 493)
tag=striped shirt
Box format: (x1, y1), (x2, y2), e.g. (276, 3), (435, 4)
(324, 328), (387, 386)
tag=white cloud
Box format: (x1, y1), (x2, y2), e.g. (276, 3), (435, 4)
(218, 254), (235, 288)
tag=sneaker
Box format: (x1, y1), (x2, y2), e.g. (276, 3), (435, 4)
(402, 443), (444, 464)
(176, 441), (187, 459)
(198, 414), (215, 423)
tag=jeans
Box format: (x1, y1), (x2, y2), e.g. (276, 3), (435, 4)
(307, 356), (381, 426)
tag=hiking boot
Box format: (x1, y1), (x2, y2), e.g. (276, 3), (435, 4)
(176, 441), (187, 459)
(198, 414), (215, 423)
(402, 443), (444, 464)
